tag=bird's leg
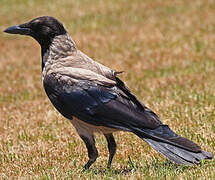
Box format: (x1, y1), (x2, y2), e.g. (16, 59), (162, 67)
(79, 134), (98, 170)
(104, 133), (117, 169)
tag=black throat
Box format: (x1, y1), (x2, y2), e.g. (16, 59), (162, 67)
(40, 39), (52, 71)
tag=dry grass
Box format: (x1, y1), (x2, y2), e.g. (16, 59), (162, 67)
(0, 0), (215, 179)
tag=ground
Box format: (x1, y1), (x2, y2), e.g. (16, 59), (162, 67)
(0, 0), (214, 179)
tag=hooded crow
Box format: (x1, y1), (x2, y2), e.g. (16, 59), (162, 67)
(4, 16), (213, 169)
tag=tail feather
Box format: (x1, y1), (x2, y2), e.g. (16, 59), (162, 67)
(144, 138), (212, 165)
(133, 125), (213, 165)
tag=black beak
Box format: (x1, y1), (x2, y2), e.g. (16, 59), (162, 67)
(4, 24), (32, 35)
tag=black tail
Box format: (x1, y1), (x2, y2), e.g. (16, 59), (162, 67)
(133, 125), (213, 165)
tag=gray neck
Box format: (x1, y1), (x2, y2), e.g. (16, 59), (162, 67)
(42, 33), (77, 70)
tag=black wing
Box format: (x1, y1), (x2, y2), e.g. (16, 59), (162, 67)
(43, 74), (162, 131)
(43, 73), (207, 152)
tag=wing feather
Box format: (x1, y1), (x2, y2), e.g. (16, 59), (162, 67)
(43, 73), (162, 130)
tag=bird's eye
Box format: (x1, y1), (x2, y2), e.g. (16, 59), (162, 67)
(35, 25), (53, 36)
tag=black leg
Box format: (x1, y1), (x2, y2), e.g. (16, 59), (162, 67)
(104, 133), (117, 168)
(80, 134), (98, 169)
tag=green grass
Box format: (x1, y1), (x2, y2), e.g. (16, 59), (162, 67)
(0, 0), (215, 179)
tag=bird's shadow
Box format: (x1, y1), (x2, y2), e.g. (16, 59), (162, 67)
(83, 166), (135, 176)
(82, 160), (190, 176)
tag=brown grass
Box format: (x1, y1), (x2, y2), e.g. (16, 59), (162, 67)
(0, 0), (215, 179)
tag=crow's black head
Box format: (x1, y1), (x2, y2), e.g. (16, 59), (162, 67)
(4, 16), (67, 47)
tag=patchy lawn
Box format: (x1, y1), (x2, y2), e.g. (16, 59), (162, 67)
(0, 0), (214, 179)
